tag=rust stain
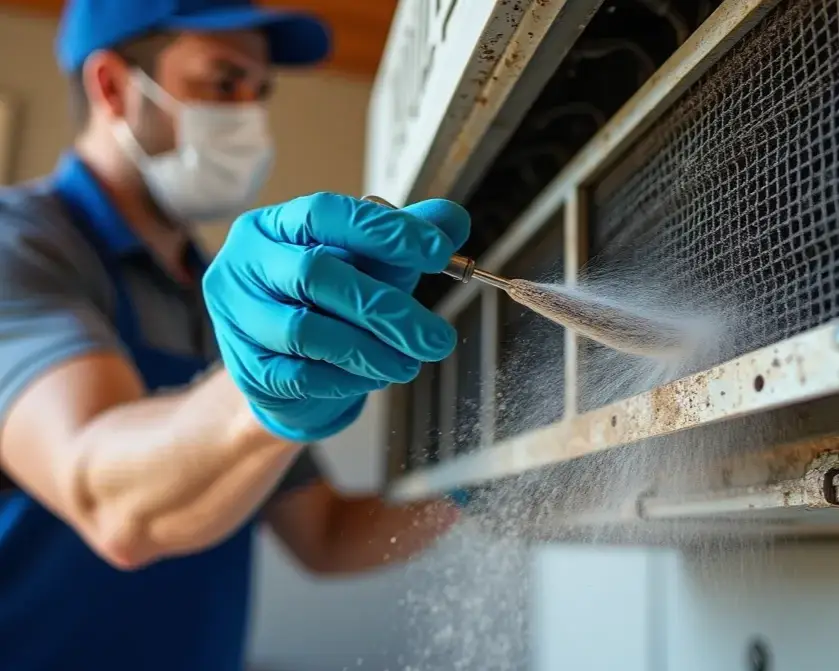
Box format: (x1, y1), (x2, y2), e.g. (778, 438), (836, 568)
(649, 385), (684, 432)
(795, 353), (807, 386)
(646, 367), (722, 433)
(503, 48), (523, 70)
(449, 135), (473, 169)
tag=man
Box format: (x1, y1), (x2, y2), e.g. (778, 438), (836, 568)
(0, 0), (471, 669)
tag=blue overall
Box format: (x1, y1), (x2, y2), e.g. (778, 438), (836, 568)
(0, 155), (254, 670)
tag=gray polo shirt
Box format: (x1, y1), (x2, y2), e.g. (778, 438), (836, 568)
(0, 154), (320, 493)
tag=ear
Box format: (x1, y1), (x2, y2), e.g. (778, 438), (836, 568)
(81, 50), (133, 120)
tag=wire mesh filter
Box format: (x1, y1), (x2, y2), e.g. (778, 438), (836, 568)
(586, 0), (839, 408)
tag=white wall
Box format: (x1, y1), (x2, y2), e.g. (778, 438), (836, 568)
(0, 10), (443, 670)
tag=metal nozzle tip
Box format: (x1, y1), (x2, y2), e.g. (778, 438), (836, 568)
(444, 255), (476, 283)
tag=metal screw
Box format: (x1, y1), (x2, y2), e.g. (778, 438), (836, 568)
(823, 468), (839, 505)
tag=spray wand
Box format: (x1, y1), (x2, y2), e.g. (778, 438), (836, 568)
(363, 195), (694, 359)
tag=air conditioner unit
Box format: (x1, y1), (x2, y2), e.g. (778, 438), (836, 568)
(365, 0), (839, 542)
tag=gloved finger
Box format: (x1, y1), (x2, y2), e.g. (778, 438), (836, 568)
(351, 259), (420, 295)
(264, 355), (389, 400)
(345, 199), (469, 294)
(401, 199), (471, 251)
(321, 245), (419, 295)
(266, 244), (457, 362)
(225, 341), (389, 400)
(228, 296), (422, 383)
(265, 354), (388, 400)
(247, 193), (458, 274)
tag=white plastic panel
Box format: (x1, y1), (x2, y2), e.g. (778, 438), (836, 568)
(531, 541), (839, 671)
(365, 0), (519, 206)
(365, 0), (603, 207)
(663, 542), (839, 671)
(532, 545), (671, 671)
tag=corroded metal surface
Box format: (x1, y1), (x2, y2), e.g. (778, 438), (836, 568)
(388, 322), (839, 500)
(381, 0), (828, 537)
(640, 450), (839, 520)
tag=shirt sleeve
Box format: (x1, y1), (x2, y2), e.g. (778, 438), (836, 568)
(0, 207), (123, 425)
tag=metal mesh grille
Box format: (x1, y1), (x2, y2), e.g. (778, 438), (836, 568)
(591, 0), (839, 363)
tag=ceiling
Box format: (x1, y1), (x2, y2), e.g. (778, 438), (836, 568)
(0, 0), (397, 78)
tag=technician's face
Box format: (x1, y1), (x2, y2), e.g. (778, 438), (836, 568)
(155, 30), (273, 106)
(129, 29), (273, 156)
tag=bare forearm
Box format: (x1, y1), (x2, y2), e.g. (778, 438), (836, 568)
(318, 497), (459, 573)
(70, 369), (299, 568)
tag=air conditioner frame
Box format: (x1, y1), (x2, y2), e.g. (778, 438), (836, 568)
(365, 0), (605, 208)
(370, 0), (839, 535)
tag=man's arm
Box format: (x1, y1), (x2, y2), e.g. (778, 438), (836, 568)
(263, 470), (459, 574)
(0, 193), (470, 574)
(3, 354), (300, 570)
(0, 219), (299, 570)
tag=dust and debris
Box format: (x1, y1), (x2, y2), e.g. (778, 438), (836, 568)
(395, 246), (748, 669)
(396, 218), (803, 668)
(506, 278), (708, 358)
(400, 521), (531, 671)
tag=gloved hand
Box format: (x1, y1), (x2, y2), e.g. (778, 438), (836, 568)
(203, 192), (470, 442)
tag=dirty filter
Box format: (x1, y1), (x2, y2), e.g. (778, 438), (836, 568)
(584, 0), (839, 407)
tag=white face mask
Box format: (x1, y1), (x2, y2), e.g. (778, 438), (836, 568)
(113, 69), (274, 223)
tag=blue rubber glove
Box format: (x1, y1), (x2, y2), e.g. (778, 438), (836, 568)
(203, 193), (470, 442)
(448, 488), (474, 509)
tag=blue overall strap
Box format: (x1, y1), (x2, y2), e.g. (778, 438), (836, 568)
(52, 154), (210, 390)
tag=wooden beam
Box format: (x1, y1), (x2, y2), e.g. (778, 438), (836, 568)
(0, 0), (396, 78)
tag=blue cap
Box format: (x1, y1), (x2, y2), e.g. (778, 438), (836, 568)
(56, 0), (331, 73)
